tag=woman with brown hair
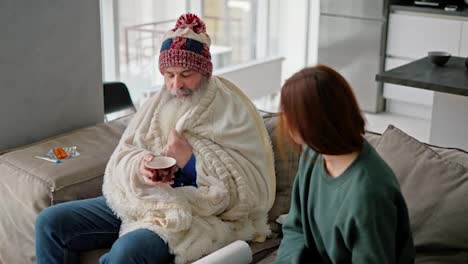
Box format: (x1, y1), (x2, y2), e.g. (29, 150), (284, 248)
(274, 65), (414, 263)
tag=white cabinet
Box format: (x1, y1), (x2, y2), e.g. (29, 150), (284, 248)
(386, 13), (462, 59)
(384, 12), (468, 119)
(460, 22), (468, 57)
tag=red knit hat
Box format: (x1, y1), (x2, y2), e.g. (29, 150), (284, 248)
(159, 13), (212, 76)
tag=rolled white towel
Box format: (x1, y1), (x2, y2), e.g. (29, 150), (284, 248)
(192, 240), (252, 264)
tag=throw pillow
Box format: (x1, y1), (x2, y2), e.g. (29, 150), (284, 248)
(376, 125), (468, 257)
(262, 112), (300, 232)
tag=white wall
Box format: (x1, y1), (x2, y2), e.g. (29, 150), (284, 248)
(267, 0), (319, 83)
(277, 0), (309, 81)
(215, 56), (284, 100)
(308, 1), (320, 66)
(101, 0), (118, 81)
(0, 0), (103, 151)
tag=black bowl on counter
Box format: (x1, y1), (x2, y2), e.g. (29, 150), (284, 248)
(428, 51), (451, 66)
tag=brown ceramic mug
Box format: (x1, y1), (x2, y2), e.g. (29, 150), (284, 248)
(144, 156), (177, 183)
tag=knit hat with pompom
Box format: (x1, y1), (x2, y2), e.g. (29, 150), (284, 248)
(159, 13), (212, 76)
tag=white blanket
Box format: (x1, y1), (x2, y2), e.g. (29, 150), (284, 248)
(102, 76), (276, 263)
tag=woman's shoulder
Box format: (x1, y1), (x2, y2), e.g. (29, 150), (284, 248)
(350, 146), (401, 198)
(356, 142), (398, 182)
(350, 166), (402, 207)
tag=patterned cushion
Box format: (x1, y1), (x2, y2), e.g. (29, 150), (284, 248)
(261, 113), (300, 232)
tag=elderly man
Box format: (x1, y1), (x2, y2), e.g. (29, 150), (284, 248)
(35, 13), (275, 264)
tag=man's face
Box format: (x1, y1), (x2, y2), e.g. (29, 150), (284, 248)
(163, 66), (203, 98)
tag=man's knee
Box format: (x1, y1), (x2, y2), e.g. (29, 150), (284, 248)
(36, 206), (59, 234)
(35, 204), (71, 236)
(102, 229), (172, 263)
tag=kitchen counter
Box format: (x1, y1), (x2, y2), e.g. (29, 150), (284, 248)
(376, 56), (468, 96)
(376, 55), (468, 151)
(391, 4), (468, 18)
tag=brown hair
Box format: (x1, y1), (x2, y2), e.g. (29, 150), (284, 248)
(279, 65), (365, 155)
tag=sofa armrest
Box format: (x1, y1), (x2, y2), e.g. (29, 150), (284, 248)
(0, 116), (130, 264)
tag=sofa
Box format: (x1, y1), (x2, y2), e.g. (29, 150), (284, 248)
(1, 112), (468, 263)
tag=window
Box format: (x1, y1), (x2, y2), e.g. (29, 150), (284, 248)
(203, 0), (257, 66)
(100, 0), (278, 105)
(115, 0), (187, 103)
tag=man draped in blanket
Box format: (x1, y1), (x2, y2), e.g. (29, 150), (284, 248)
(36, 13), (276, 264)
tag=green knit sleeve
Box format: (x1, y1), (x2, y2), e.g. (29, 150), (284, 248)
(350, 191), (398, 263)
(274, 174), (307, 263)
(274, 160), (321, 264)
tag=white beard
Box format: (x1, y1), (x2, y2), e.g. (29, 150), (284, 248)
(158, 83), (207, 142)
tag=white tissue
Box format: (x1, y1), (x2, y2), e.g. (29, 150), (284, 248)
(276, 213), (288, 225)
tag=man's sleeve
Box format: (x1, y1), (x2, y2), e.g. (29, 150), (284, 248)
(274, 175), (310, 263)
(181, 154), (197, 186)
(172, 154), (197, 187)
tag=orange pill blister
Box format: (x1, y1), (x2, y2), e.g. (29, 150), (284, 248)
(53, 147), (69, 159)
(46, 146), (80, 161)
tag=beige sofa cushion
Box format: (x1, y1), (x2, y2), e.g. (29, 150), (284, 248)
(364, 131), (381, 148)
(0, 116), (130, 264)
(376, 125), (468, 262)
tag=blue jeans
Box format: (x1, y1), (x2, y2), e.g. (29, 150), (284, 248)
(35, 196), (173, 264)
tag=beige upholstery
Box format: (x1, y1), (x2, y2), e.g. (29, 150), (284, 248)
(0, 116), (130, 264)
(375, 125), (468, 263)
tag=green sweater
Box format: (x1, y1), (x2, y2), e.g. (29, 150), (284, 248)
(275, 141), (414, 264)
